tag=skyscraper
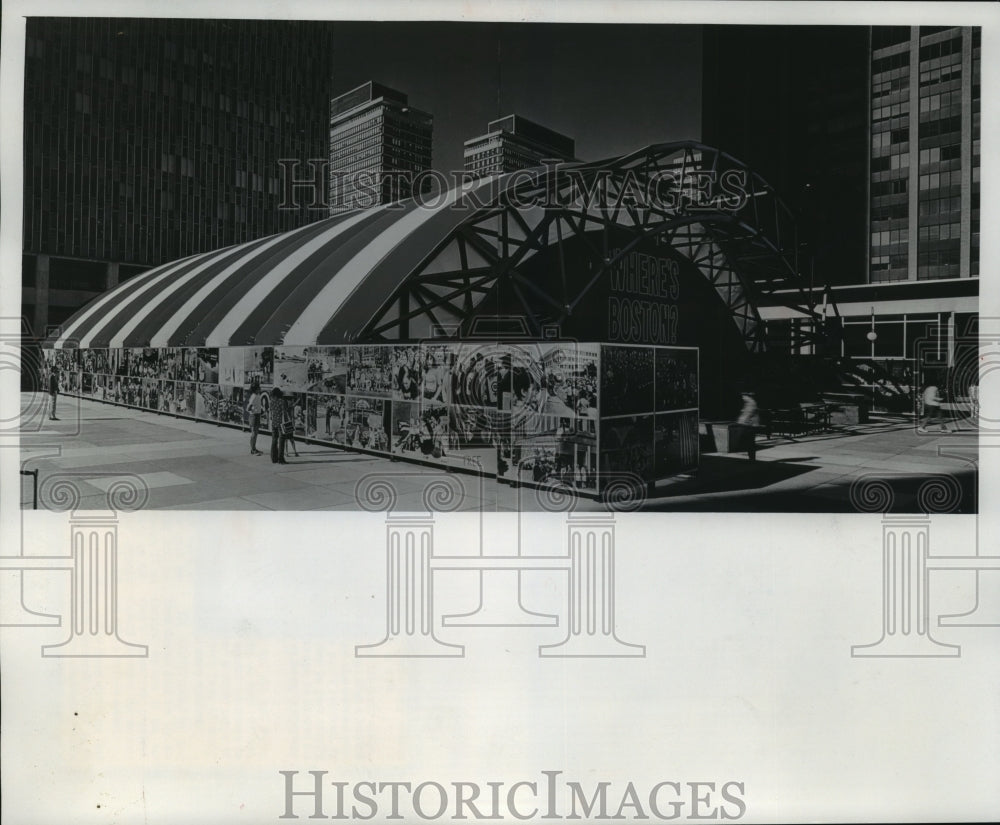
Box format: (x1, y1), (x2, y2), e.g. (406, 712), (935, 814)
(711, 25), (979, 375)
(463, 114), (576, 179)
(21, 18), (334, 337)
(327, 82), (433, 214)
(868, 25), (980, 282)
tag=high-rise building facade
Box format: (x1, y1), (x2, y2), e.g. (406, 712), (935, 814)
(327, 82), (433, 214)
(869, 25), (980, 283)
(463, 114), (576, 178)
(713, 25), (979, 382)
(21, 18), (334, 337)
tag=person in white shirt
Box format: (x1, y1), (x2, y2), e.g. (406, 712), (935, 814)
(247, 380), (263, 455)
(920, 382), (948, 433)
(968, 382), (979, 422)
(737, 391), (760, 460)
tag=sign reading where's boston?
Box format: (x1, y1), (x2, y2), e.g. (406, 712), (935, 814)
(558, 232), (753, 418)
(606, 247), (681, 345)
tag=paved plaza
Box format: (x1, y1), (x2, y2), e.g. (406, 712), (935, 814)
(19, 393), (978, 512)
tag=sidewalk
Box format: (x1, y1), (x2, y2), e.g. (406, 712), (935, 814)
(19, 394), (978, 512)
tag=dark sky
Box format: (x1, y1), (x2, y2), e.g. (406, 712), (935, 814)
(326, 22), (703, 171)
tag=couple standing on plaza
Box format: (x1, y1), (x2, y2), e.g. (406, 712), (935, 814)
(246, 381), (299, 463)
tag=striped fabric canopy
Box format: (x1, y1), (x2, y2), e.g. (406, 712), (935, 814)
(47, 175), (506, 349)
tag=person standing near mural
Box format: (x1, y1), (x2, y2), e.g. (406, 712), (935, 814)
(270, 386), (287, 464)
(247, 380), (263, 455)
(47, 363), (59, 420)
(284, 394), (300, 458)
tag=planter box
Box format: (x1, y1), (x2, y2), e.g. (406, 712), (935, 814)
(704, 421), (754, 453)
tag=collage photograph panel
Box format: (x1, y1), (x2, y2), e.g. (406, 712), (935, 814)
(217, 384), (245, 425)
(305, 345), (348, 394)
(306, 392), (347, 443)
(273, 345), (310, 392)
(194, 382), (222, 420)
(348, 344), (393, 397)
(446, 404), (500, 475)
(140, 377), (161, 410)
(601, 343), (656, 418)
(159, 346), (183, 380)
(600, 413), (656, 485)
(195, 347), (219, 383)
(218, 347), (245, 386)
(244, 345), (274, 388)
(158, 379), (177, 413)
(655, 346), (699, 412)
(344, 395), (391, 453)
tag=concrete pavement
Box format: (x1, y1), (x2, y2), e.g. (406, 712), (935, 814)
(18, 393), (979, 512)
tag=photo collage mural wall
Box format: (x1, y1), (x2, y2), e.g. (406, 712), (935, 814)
(45, 342), (698, 495)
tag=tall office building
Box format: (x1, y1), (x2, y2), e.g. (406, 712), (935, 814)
(21, 18), (334, 338)
(868, 25), (980, 282)
(463, 115), (576, 179)
(713, 25), (979, 377)
(327, 82), (433, 214)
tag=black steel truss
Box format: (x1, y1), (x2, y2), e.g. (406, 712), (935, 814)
(359, 142), (833, 350)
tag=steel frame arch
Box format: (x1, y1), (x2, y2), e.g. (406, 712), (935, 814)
(357, 141), (828, 350)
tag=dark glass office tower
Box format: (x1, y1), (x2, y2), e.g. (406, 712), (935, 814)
(22, 18), (334, 335)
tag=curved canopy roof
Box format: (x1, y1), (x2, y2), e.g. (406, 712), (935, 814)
(48, 174), (510, 349)
(47, 142), (823, 351)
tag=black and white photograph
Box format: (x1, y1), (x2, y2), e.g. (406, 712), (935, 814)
(217, 384), (245, 425)
(218, 347), (244, 386)
(158, 346), (183, 381)
(273, 346), (310, 392)
(447, 403), (501, 475)
(194, 382), (222, 420)
(345, 396), (391, 452)
(655, 347), (699, 412)
(600, 413), (656, 483)
(309, 392), (347, 443)
(4, 3), (998, 824)
(348, 345), (393, 398)
(195, 347), (220, 384)
(450, 344), (506, 409)
(244, 345), (274, 387)
(601, 345), (656, 418)
(305, 345), (348, 394)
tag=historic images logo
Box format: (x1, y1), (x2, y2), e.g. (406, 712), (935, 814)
(850, 317), (998, 658)
(278, 771), (747, 822)
(277, 160), (751, 215)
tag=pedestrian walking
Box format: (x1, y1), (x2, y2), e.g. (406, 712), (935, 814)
(920, 381), (948, 433)
(48, 364), (59, 420)
(247, 380), (263, 455)
(270, 386), (287, 464)
(737, 390), (760, 460)
(969, 381), (980, 422)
